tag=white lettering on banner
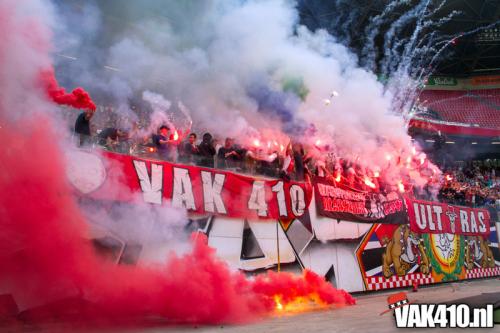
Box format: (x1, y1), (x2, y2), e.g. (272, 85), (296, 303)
(201, 171), (227, 214)
(460, 210), (469, 233)
(248, 181), (268, 217)
(433, 205), (443, 230)
(412, 202), (490, 235)
(478, 212), (487, 233)
(290, 185), (305, 216)
(427, 205), (436, 230)
(470, 212), (479, 233)
(420, 204), (427, 229)
(172, 167), (196, 210)
(133, 160), (163, 204)
(272, 181), (287, 217)
(414, 203), (426, 229)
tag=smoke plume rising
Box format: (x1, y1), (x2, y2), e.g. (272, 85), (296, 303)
(0, 0), (354, 326)
(52, 0), (439, 190)
(42, 67), (96, 110)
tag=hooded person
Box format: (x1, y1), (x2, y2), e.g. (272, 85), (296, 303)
(197, 132), (216, 168)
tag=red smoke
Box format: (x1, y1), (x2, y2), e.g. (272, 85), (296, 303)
(0, 115), (354, 326)
(0, 0), (353, 327)
(41, 68), (96, 111)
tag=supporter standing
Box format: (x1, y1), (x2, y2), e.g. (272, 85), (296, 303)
(178, 133), (199, 164)
(74, 109), (95, 146)
(152, 125), (175, 160)
(217, 138), (241, 169)
(197, 133), (216, 168)
(292, 143), (305, 181)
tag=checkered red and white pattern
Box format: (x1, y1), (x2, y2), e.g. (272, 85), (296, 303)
(466, 267), (500, 279)
(367, 273), (435, 291)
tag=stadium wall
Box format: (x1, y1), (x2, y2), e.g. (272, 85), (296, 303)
(73, 150), (500, 293)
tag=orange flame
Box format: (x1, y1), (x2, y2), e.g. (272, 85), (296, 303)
(274, 295), (283, 311)
(173, 130), (179, 141)
(263, 271), (356, 315)
(254, 139), (260, 147)
(397, 181), (405, 193)
(335, 174), (341, 182)
(273, 294), (332, 314)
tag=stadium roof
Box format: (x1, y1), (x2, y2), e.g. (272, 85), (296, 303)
(299, 0), (500, 77)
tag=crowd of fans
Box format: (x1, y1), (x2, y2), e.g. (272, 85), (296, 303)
(74, 114), (407, 190)
(439, 162), (500, 214)
(74, 109), (499, 219)
(74, 109), (305, 180)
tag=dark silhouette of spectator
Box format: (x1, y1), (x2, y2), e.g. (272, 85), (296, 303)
(178, 133), (199, 164)
(217, 138), (242, 169)
(74, 109), (95, 146)
(292, 143), (305, 181)
(197, 133), (216, 168)
(98, 127), (126, 148)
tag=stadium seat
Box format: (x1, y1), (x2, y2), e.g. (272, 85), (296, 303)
(417, 89), (500, 128)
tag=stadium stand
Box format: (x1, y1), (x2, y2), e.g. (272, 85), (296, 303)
(417, 89), (500, 128)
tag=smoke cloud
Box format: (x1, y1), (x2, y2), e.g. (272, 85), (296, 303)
(0, 0), (354, 326)
(42, 67), (96, 110)
(51, 0), (438, 190)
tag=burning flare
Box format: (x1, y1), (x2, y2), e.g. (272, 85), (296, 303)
(364, 177), (376, 189)
(274, 296), (283, 311)
(335, 173), (341, 182)
(253, 270), (356, 315)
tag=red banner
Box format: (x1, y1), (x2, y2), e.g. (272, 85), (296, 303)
(406, 198), (490, 236)
(313, 177), (407, 224)
(76, 150), (312, 220)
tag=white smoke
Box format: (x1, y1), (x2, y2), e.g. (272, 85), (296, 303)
(52, 0), (439, 188)
(142, 90), (173, 131)
(81, 194), (190, 262)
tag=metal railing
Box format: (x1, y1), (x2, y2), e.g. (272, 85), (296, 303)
(74, 133), (285, 179)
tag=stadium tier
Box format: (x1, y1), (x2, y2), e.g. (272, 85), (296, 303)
(417, 88), (500, 129)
